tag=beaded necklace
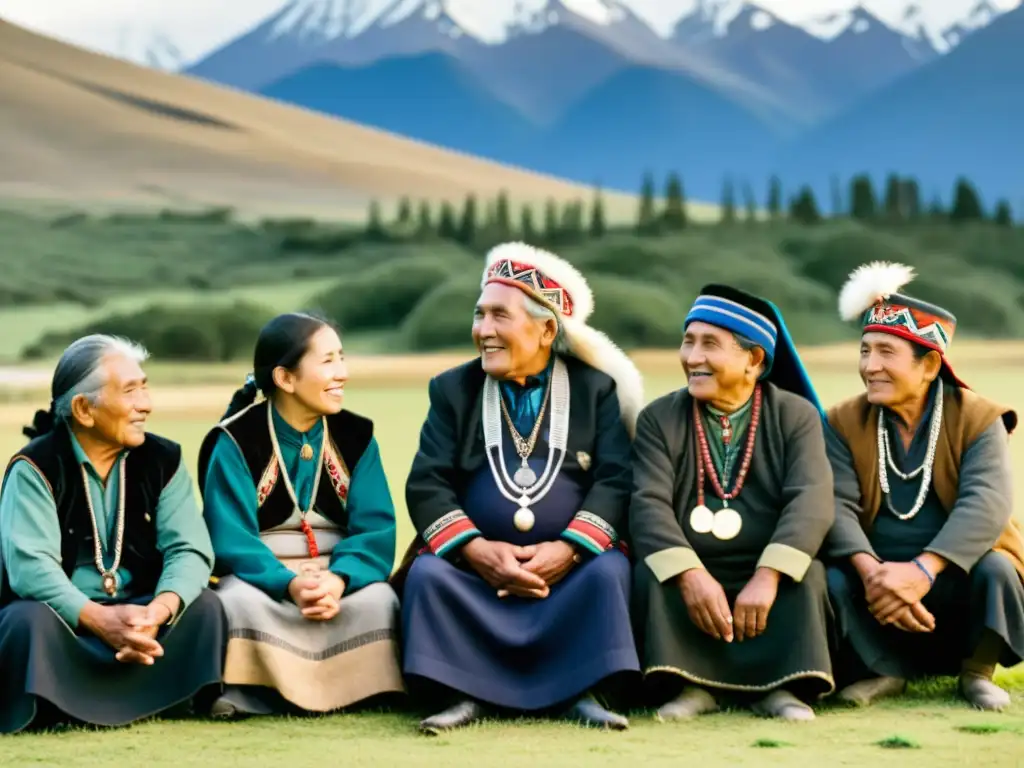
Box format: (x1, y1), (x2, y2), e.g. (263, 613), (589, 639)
(689, 384), (762, 541)
(482, 357), (570, 533)
(877, 383), (943, 521)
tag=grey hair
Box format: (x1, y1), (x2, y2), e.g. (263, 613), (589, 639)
(733, 332), (765, 375)
(51, 334), (149, 422)
(522, 294), (571, 354)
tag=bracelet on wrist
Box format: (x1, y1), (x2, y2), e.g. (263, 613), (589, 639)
(912, 557), (935, 586)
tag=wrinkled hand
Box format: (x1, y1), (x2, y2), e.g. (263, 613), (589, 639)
(733, 567), (780, 642)
(518, 541), (578, 589)
(679, 569), (733, 642)
(866, 562), (932, 625)
(81, 603), (165, 665)
(290, 572), (345, 621)
(462, 538), (549, 599)
(890, 601), (936, 633)
(115, 601), (175, 664)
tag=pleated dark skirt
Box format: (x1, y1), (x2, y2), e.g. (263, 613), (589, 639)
(827, 550), (1024, 683)
(402, 549), (640, 710)
(0, 590), (226, 734)
(635, 559), (836, 701)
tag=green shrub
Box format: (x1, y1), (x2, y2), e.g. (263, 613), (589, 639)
(788, 229), (918, 291)
(399, 275), (479, 351)
(21, 301), (274, 362)
(310, 252), (476, 333)
(587, 277), (684, 348)
(912, 276), (1021, 336)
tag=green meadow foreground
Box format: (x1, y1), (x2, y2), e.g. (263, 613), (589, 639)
(1, 347), (1023, 764)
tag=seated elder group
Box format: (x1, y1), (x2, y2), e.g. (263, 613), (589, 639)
(1, 244), (1022, 736)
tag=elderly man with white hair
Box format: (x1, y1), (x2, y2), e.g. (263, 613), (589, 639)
(0, 334), (225, 734)
(393, 243), (645, 734)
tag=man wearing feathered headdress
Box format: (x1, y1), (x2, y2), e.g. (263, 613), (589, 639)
(393, 242), (645, 733)
(825, 262), (1024, 711)
(629, 285), (836, 722)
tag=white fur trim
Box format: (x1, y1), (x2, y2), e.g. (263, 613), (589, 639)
(481, 241), (642, 433)
(838, 261), (916, 321)
(561, 317), (645, 437)
(482, 242), (594, 321)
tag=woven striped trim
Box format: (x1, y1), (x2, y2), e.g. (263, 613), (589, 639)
(563, 511), (617, 555)
(687, 295), (777, 352)
(423, 510), (480, 557)
(644, 665), (835, 695)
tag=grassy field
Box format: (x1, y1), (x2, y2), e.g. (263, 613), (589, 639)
(2, 347), (1024, 764)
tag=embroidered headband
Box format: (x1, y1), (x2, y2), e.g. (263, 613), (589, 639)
(484, 257), (575, 317)
(838, 261), (964, 386)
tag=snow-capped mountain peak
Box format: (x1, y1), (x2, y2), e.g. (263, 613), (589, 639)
(261, 0), (643, 46)
(804, 6), (896, 41)
(671, 0), (787, 42)
(803, 0), (1022, 53)
(267, 0), (391, 41)
(941, 0), (1003, 47)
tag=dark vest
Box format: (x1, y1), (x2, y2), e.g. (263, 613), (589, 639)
(0, 424), (181, 604)
(197, 401), (374, 534)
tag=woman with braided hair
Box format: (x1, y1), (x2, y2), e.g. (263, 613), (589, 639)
(197, 312), (403, 718)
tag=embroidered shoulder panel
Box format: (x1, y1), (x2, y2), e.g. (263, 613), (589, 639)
(323, 438), (350, 504)
(255, 456), (279, 508)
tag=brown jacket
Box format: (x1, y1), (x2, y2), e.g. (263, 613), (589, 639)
(827, 385), (1023, 578)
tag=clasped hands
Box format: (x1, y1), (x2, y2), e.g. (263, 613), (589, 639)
(852, 553), (936, 633)
(288, 570), (346, 622)
(679, 567), (780, 643)
(462, 538), (579, 599)
(81, 597), (177, 666)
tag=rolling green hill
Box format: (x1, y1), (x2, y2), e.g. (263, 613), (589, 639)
(4, 205), (1022, 363)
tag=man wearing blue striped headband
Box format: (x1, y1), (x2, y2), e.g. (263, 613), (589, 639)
(629, 284), (835, 722)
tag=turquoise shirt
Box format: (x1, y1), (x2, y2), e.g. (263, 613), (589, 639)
(202, 405), (397, 602)
(499, 358), (552, 436)
(0, 431), (214, 628)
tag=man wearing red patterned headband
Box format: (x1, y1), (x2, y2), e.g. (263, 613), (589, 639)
(629, 284), (836, 722)
(393, 242), (645, 733)
(825, 262), (1024, 711)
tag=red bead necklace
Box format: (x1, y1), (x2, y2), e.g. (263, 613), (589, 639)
(300, 519), (320, 558)
(692, 384), (762, 507)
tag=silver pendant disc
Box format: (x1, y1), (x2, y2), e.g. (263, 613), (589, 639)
(514, 466), (537, 487)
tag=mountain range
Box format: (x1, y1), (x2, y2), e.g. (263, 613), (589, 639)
(4, 0), (1021, 205)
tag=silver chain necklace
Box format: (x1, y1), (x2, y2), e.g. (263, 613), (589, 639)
(499, 372), (552, 487)
(482, 357), (570, 532)
(876, 384), (943, 521)
(81, 461), (126, 597)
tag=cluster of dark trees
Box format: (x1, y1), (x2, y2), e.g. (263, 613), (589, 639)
(365, 173), (1016, 244)
(364, 190), (605, 247)
(632, 172), (1013, 229)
